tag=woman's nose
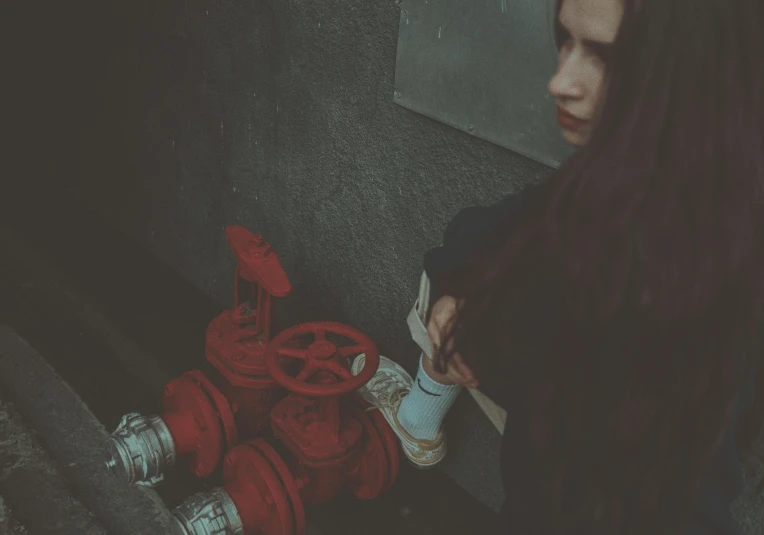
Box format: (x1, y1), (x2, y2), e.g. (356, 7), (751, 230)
(548, 55), (584, 101)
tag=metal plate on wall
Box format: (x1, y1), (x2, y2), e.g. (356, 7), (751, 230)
(394, 0), (574, 168)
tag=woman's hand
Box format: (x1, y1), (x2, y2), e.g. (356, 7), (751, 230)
(424, 295), (479, 389)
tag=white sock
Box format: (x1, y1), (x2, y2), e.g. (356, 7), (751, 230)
(397, 354), (462, 440)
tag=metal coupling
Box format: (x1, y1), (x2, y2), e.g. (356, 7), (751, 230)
(104, 412), (176, 487)
(171, 487), (244, 535)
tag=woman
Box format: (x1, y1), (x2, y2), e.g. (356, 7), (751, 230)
(354, 0), (764, 533)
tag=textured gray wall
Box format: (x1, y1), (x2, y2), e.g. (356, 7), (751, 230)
(74, 0), (552, 509)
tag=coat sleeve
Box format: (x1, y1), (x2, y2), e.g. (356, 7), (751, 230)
(422, 183), (540, 315)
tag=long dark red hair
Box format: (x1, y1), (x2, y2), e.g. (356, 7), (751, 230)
(437, 0), (764, 533)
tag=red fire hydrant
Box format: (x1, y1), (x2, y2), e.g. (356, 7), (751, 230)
(104, 226), (291, 486)
(171, 322), (400, 535)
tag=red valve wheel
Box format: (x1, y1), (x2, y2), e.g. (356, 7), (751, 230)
(265, 322), (379, 397)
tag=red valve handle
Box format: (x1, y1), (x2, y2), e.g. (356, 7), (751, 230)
(265, 322), (380, 397)
(225, 226), (292, 297)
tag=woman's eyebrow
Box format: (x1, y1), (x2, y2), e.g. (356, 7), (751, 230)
(558, 20), (615, 50)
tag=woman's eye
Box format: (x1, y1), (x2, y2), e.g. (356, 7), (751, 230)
(590, 44), (613, 63)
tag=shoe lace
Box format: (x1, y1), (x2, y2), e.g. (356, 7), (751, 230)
(364, 374), (409, 412)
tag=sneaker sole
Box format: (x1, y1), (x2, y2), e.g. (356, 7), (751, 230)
(401, 443), (446, 469)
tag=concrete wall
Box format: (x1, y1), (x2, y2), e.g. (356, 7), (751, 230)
(71, 0), (552, 509)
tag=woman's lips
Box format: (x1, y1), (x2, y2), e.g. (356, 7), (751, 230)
(557, 106), (588, 129)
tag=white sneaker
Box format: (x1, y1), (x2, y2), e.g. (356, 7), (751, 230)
(351, 354), (447, 469)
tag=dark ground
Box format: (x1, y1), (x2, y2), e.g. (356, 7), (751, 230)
(0, 196), (503, 534)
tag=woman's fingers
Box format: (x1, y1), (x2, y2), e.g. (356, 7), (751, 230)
(425, 295), (480, 388)
(451, 353), (477, 383)
(427, 296), (457, 352)
(447, 353), (479, 388)
(428, 324), (479, 387)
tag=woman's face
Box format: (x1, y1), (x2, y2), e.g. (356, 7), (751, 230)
(549, 0), (624, 147)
